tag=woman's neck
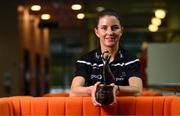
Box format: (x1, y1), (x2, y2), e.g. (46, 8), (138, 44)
(101, 45), (119, 62)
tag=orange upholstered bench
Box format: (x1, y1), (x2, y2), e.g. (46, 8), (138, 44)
(0, 96), (179, 115)
(43, 92), (69, 97)
(41, 89), (161, 97)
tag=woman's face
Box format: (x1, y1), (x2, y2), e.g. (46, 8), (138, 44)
(95, 15), (123, 48)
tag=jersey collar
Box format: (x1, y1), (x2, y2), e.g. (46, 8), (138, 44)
(94, 47), (124, 62)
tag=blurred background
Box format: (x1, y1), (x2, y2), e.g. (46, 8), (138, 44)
(0, 0), (180, 97)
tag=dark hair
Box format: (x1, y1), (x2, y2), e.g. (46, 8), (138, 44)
(95, 9), (122, 27)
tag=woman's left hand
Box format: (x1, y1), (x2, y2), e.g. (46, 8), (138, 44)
(109, 83), (119, 105)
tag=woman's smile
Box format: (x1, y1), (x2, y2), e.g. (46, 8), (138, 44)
(95, 15), (122, 48)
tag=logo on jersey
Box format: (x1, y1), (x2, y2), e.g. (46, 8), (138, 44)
(91, 74), (102, 80)
(116, 72), (126, 81)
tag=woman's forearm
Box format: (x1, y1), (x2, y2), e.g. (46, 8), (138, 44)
(116, 77), (143, 96)
(117, 85), (142, 96)
(70, 86), (93, 96)
(70, 76), (93, 96)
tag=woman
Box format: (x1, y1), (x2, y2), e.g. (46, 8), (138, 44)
(70, 9), (143, 106)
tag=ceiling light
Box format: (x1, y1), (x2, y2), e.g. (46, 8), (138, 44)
(17, 5), (25, 12)
(155, 9), (166, 19)
(41, 14), (51, 20)
(71, 4), (82, 10)
(96, 6), (105, 12)
(77, 13), (85, 19)
(148, 24), (158, 32)
(31, 5), (41, 11)
(151, 17), (161, 26)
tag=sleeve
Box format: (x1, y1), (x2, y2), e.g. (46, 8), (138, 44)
(73, 60), (91, 80)
(125, 58), (141, 79)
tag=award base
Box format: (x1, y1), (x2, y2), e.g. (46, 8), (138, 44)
(95, 84), (114, 105)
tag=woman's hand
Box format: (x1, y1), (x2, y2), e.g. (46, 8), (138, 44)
(91, 81), (102, 106)
(109, 83), (119, 105)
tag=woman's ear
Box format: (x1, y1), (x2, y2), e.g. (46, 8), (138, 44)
(120, 26), (123, 36)
(94, 27), (100, 38)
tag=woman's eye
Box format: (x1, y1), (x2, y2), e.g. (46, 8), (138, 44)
(112, 26), (120, 31)
(101, 27), (107, 31)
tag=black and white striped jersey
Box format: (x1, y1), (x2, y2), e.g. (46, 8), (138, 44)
(73, 47), (141, 86)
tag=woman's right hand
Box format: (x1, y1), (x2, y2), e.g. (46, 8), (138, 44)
(91, 81), (101, 106)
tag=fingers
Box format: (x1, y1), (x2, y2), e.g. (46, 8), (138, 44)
(91, 89), (101, 106)
(110, 83), (118, 105)
(91, 81), (102, 106)
(94, 81), (101, 87)
(110, 83), (115, 86)
(110, 83), (117, 93)
(109, 98), (117, 106)
(92, 82), (101, 96)
(92, 97), (102, 106)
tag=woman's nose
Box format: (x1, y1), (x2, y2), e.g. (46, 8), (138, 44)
(106, 28), (113, 35)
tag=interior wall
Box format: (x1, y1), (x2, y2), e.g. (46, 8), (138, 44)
(0, 2), (20, 97)
(168, 3), (180, 42)
(147, 43), (180, 85)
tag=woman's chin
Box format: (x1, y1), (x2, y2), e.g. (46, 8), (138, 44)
(105, 43), (116, 47)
